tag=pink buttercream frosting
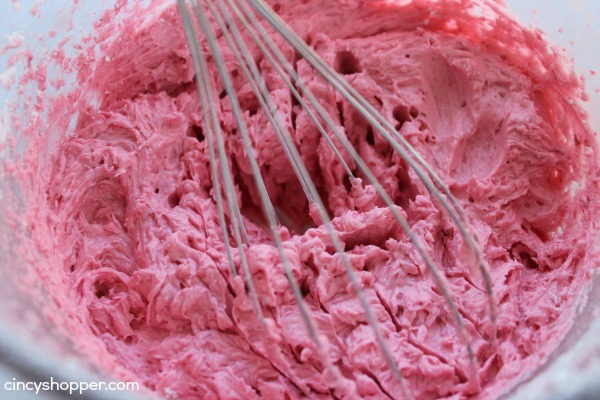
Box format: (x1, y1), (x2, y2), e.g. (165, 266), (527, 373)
(4, 0), (600, 399)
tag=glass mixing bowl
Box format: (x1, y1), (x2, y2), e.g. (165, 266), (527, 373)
(0, 1), (599, 399)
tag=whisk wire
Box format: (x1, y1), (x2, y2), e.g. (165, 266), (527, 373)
(179, 1), (331, 376)
(249, 0), (497, 324)
(208, 0), (411, 394)
(177, 0), (265, 323)
(177, 2), (236, 276)
(177, 0), (502, 393)
(228, 0), (477, 378)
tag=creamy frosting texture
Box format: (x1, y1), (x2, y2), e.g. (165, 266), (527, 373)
(10, 0), (600, 399)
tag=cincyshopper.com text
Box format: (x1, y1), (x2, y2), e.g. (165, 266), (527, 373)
(3, 377), (139, 395)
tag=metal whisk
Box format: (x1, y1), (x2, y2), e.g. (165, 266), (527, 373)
(176, 0), (497, 396)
